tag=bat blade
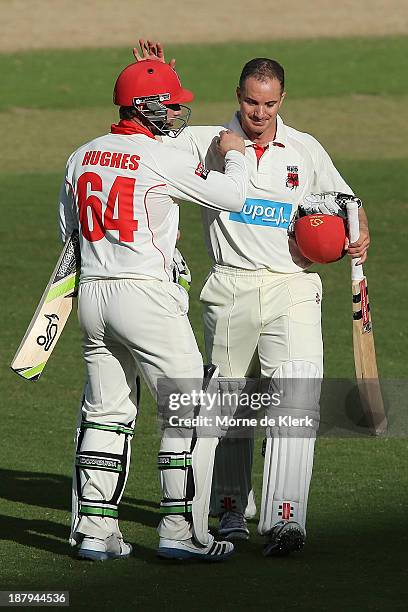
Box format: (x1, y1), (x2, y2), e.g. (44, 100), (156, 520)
(11, 231), (80, 381)
(352, 277), (387, 435)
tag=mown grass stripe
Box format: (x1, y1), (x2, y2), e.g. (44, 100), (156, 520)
(1, 36), (408, 111)
(2, 94), (408, 174)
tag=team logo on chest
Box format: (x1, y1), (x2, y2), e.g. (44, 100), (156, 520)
(286, 165), (299, 190)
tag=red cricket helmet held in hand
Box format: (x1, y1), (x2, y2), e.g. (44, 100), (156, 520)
(113, 60), (194, 106)
(294, 214), (347, 264)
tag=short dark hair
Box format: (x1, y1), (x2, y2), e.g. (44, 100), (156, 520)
(239, 58), (285, 92)
(119, 106), (138, 120)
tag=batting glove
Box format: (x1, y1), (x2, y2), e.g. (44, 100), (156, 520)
(172, 247), (191, 293)
(300, 192), (362, 218)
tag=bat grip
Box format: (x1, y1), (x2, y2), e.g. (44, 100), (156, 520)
(346, 201), (364, 282)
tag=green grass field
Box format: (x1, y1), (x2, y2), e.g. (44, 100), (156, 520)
(1, 37), (407, 611)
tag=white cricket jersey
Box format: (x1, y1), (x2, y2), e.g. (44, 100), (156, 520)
(59, 121), (248, 282)
(163, 113), (353, 273)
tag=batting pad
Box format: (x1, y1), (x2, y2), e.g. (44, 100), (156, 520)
(70, 418), (134, 544)
(158, 364), (220, 545)
(258, 360), (321, 534)
(210, 437), (254, 516)
(209, 377), (259, 517)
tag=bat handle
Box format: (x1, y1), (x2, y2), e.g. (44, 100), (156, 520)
(346, 201), (364, 282)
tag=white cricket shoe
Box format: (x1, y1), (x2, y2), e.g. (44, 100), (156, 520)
(263, 521), (305, 557)
(218, 511), (250, 540)
(157, 533), (234, 562)
(77, 534), (133, 561)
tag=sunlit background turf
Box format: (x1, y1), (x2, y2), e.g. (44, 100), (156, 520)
(1, 37), (407, 611)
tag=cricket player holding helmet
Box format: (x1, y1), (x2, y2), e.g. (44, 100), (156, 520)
(133, 42), (370, 555)
(59, 59), (249, 561)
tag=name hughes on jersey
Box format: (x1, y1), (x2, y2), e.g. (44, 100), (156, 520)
(81, 150), (140, 171)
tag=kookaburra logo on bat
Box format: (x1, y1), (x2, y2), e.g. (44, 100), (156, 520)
(37, 314), (60, 351)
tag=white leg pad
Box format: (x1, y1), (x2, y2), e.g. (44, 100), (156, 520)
(191, 436), (219, 545)
(70, 420), (135, 543)
(210, 437), (254, 516)
(157, 432), (195, 542)
(70, 381), (137, 545)
(209, 377), (259, 516)
(258, 360), (321, 535)
(158, 365), (220, 546)
(258, 436), (315, 533)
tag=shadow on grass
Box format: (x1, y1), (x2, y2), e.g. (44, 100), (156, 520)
(0, 468), (160, 556)
(0, 514), (69, 556)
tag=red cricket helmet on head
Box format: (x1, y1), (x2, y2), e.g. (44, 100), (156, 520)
(294, 214), (347, 264)
(113, 60), (194, 138)
(113, 60), (194, 106)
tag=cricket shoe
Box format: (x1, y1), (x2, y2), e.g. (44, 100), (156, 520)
(77, 534), (133, 561)
(263, 521), (305, 557)
(218, 511), (250, 541)
(157, 533), (234, 562)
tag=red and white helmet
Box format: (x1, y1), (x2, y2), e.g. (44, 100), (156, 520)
(114, 60), (193, 105)
(113, 60), (193, 137)
(294, 214), (347, 264)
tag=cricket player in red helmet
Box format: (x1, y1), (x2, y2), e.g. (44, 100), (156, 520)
(113, 60), (193, 138)
(62, 59), (250, 562)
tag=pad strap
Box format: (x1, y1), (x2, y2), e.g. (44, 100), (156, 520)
(159, 498), (192, 515)
(158, 451), (192, 470)
(81, 422), (135, 436)
(79, 500), (119, 519)
(76, 452), (124, 472)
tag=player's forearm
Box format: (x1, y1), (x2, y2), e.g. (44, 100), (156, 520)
(190, 151), (248, 212)
(164, 149), (248, 212)
(219, 151), (249, 211)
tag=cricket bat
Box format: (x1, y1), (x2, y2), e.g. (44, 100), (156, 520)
(346, 202), (387, 435)
(11, 231), (81, 381)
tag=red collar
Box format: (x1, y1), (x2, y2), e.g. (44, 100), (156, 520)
(252, 143), (269, 164)
(110, 119), (156, 139)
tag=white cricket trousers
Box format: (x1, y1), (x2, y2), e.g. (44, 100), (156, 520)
(74, 278), (203, 541)
(201, 265), (323, 377)
(201, 265), (323, 520)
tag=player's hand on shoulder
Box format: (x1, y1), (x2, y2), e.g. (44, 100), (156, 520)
(217, 130), (245, 157)
(133, 39), (176, 69)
